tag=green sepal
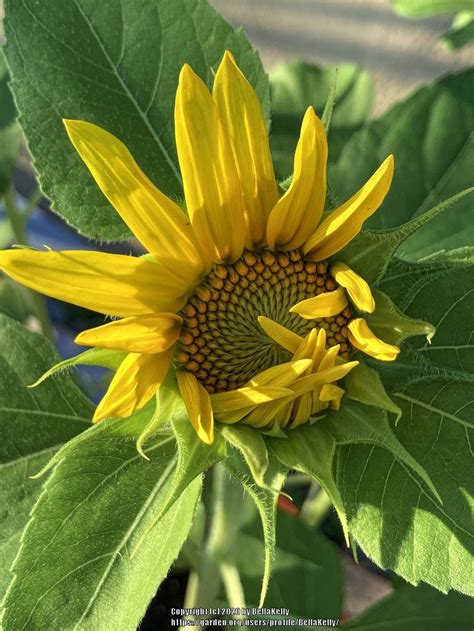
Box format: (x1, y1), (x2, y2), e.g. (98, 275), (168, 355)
(224, 447), (287, 608)
(268, 426), (350, 546)
(336, 187), (474, 284)
(344, 361), (402, 421)
(28, 347), (127, 388)
(136, 372), (180, 457)
(222, 425), (269, 489)
(366, 289), (436, 345)
(161, 405), (227, 521)
(321, 68), (338, 132)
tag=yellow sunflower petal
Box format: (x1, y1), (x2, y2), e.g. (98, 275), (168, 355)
(348, 318), (400, 361)
(320, 383), (345, 411)
(258, 316), (303, 353)
(75, 313), (182, 354)
(213, 51), (278, 247)
(320, 383), (345, 402)
(311, 329), (327, 371)
(318, 344), (341, 372)
(290, 287), (348, 319)
(243, 397), (294, 429)
(291, 393), (313, 428)
(303, 155), (394, 260)
(293, 328), (318, 362)
(175, 64), (246, 263)
(247, 359), (312, 387)
(64, 120), (209, 284)
(266, 107), (327, 250)
(0, 249), (186, 316)
(291, 361), (359, 395)
(93, 350), (173, 422)
(211, 385), (293, 414)
(331, 262), (375, 313)
(176, 371), (214, 444)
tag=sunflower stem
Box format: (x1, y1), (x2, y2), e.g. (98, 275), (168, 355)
(181, 464), (244, 626)
(3, 186), (54, 341)
(300, 482), (333, 528)
(220, 562), (246, 614)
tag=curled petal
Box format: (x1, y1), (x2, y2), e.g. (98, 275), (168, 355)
(93, 350), (173, 422)
(290, 287), (348, 319)
(267, 107), (327, 250)
(331, 262), (375, 313)
(247, 359), (312, 387)
(177, 371), (214, 444)
(213, 51), (278, 247)
(0, 249), (186, 317)
(348, 318), (400, 361)
(76, 314), (182, 354)
(258, 316), (303, 353)
(211, 385), (292, 415)
(303, 155), (394, 260)
(175, 64), (246, 263)
(63, 119), (209, 284)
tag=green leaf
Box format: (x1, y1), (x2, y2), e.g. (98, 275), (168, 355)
(335, 187), (473, 284)
(338, 378), (473, 595)
(330, 70), (474, 260)
(379, 259), (474, 386)
(270, 61), (374, 177)
(3, 0), (269, 240)
(2, 424), (202, 630)
(235, 510), (344, 619)
(391, 0), (474, 18)
(442, 11), (474, 49)
(343, 583), (473, 630)
(0, 51), (21, 196)
(224, 447), (287, 607)
(0, 315), (92, 600)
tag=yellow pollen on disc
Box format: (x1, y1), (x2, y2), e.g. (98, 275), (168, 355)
(176, 249), (353, 393)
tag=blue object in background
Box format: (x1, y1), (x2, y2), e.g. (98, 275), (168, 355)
(1, 194), (137, 402)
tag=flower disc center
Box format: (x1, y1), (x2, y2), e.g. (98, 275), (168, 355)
(176, 249), (352, 393)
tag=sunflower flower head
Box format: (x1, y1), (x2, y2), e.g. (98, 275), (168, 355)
(0, 51), (399, 445)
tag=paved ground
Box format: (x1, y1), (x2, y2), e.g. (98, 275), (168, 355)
(213, 0), (473, 115)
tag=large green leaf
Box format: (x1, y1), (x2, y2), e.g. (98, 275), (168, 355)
(378, 259), (473, 388)
(337, 378), (473, 595)
(343, 583), (473, 630)
(0, 51), (21, 195)
(0, 315), (92, 600)
(330, 70), (474, 260)
(1, 423), (202, 630)
(270, 60), (374, 178)
(3, 0), (269, 240)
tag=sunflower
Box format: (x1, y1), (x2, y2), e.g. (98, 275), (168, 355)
(0, 51), (399, 444)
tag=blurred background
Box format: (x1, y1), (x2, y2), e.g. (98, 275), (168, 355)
(213, 0), (473, 115)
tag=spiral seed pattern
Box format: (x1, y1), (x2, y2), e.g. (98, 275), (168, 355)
(176, 249), (352, 393)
